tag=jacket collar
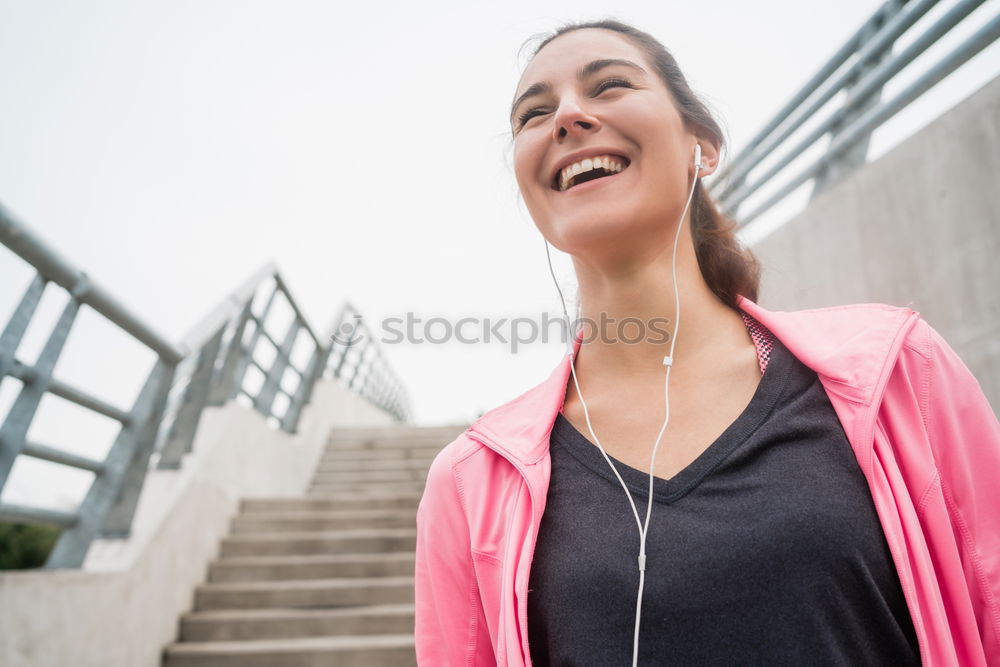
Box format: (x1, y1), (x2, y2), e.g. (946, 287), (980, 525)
(466, 294), (919, 466)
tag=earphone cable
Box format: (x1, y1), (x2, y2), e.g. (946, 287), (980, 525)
(543, 150), (702, 667)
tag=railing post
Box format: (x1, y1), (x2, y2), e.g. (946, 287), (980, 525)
(99, 359), (176, 538)
(228, 281), (279, 401)
(332, 341), (350, 379)
(811, 1), (899, 199)
(0, 284), (81, 489)
(0, 273), (46, 378)
(280, 345), (319, 433)
(45, 358), (176, 566)
(156, 327), (225, 469)
(207, 300), (253, 406)
(254, 318), (300, 418)
(347, 344), (370, 391)
(0, 273), (48, 486)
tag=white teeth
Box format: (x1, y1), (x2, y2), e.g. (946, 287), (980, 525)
(557, 154), (628, 191)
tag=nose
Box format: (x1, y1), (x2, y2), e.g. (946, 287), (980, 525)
(552, 100), (600, 141)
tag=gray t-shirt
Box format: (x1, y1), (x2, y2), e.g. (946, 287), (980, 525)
(526, 329), (920, 666)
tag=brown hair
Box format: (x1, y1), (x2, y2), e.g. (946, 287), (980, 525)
(524, 19), (762, 308)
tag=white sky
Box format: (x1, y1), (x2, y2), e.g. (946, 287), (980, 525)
(1, 0), (998, 510)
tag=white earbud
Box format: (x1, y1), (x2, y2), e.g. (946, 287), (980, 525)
(694, 143), (703, 172)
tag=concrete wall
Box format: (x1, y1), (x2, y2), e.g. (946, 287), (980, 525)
(0, 378), (396, 667)
(749, 73), (1000, 412)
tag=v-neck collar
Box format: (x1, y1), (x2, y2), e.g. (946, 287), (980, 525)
(549, 334), (794, 504)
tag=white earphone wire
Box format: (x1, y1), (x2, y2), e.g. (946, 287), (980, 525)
(543, 145), (704, 667)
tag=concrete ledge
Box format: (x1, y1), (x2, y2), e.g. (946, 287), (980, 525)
(750, 73), (1000, 411)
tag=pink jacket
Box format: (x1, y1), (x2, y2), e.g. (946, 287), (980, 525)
(415, 295), (1000, 666)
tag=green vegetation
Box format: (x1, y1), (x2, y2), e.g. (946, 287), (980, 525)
(0, 522), (61, 569)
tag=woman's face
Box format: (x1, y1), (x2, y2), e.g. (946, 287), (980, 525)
(511, 29), (698, 254)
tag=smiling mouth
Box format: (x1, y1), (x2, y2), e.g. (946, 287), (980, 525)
(552, 155), (631, 192)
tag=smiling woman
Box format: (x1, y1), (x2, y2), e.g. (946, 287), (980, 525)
(414, 18), (1000, 667)
(509, 25), (760, 308)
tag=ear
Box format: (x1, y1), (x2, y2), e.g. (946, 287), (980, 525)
(693, 138), (721, 179)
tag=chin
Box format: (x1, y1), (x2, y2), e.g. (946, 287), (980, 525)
(544, 209), (647, 255)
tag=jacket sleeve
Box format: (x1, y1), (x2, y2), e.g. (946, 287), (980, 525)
(415, 439), (485, 666)
(922, 321), (1000, 661)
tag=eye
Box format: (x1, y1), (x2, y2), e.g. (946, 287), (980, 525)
(594, 77), (633, 94)
(516, 107), (548, 128)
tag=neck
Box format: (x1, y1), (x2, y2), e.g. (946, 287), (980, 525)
(568, 221), (747, 382)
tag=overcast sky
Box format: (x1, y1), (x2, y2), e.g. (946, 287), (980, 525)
(1, 0), (998, 510)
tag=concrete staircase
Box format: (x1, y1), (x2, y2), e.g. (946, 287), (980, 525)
(161, 424), (465, 667)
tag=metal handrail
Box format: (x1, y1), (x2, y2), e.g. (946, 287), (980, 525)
(710, 0), (999, 226)
(0, 203), (409, 568)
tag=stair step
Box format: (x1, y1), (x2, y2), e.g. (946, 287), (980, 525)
(162, 633), (416, 667)
(314, 458), (433, 472)
(320, 447), (441, 464)
(327, 424), (464, 442)
(179, 603), (415, 641)
(307, 481), (426, 492)
(232, 509), (416, 533)
(330, 424), (469, 438)
(312, 469), (428, 484)
(209, 552), (416, 582)
(240, 494), (422, 513)
(195, 576), (415, 611)
(220, 528), (417, 557)
(322, 444), (441, 456)
(326, 435), (451, 450)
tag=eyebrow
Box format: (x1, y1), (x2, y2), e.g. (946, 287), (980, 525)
(509, 58), (646, 123)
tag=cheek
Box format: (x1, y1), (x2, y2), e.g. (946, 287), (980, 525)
(637, 111), (686, 172)
(512, 142), (532, 192)
(512, 140), (554, 231)
(513, 136), (548, 194)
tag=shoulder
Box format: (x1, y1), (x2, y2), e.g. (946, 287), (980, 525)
(896, 315), (979, 388)
(898, 314), (937, 357)
(421, 427), (529, 520)
(425, 431), (485, 486)
(417, 433), (480, 537)
(890, 315), (998, 434)
(420, 431), (498, 512)
(431, 430), (484, 465)
(881, 314), (967, 401)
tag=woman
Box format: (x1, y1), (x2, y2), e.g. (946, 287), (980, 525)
(414, 19), (1000, 667)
